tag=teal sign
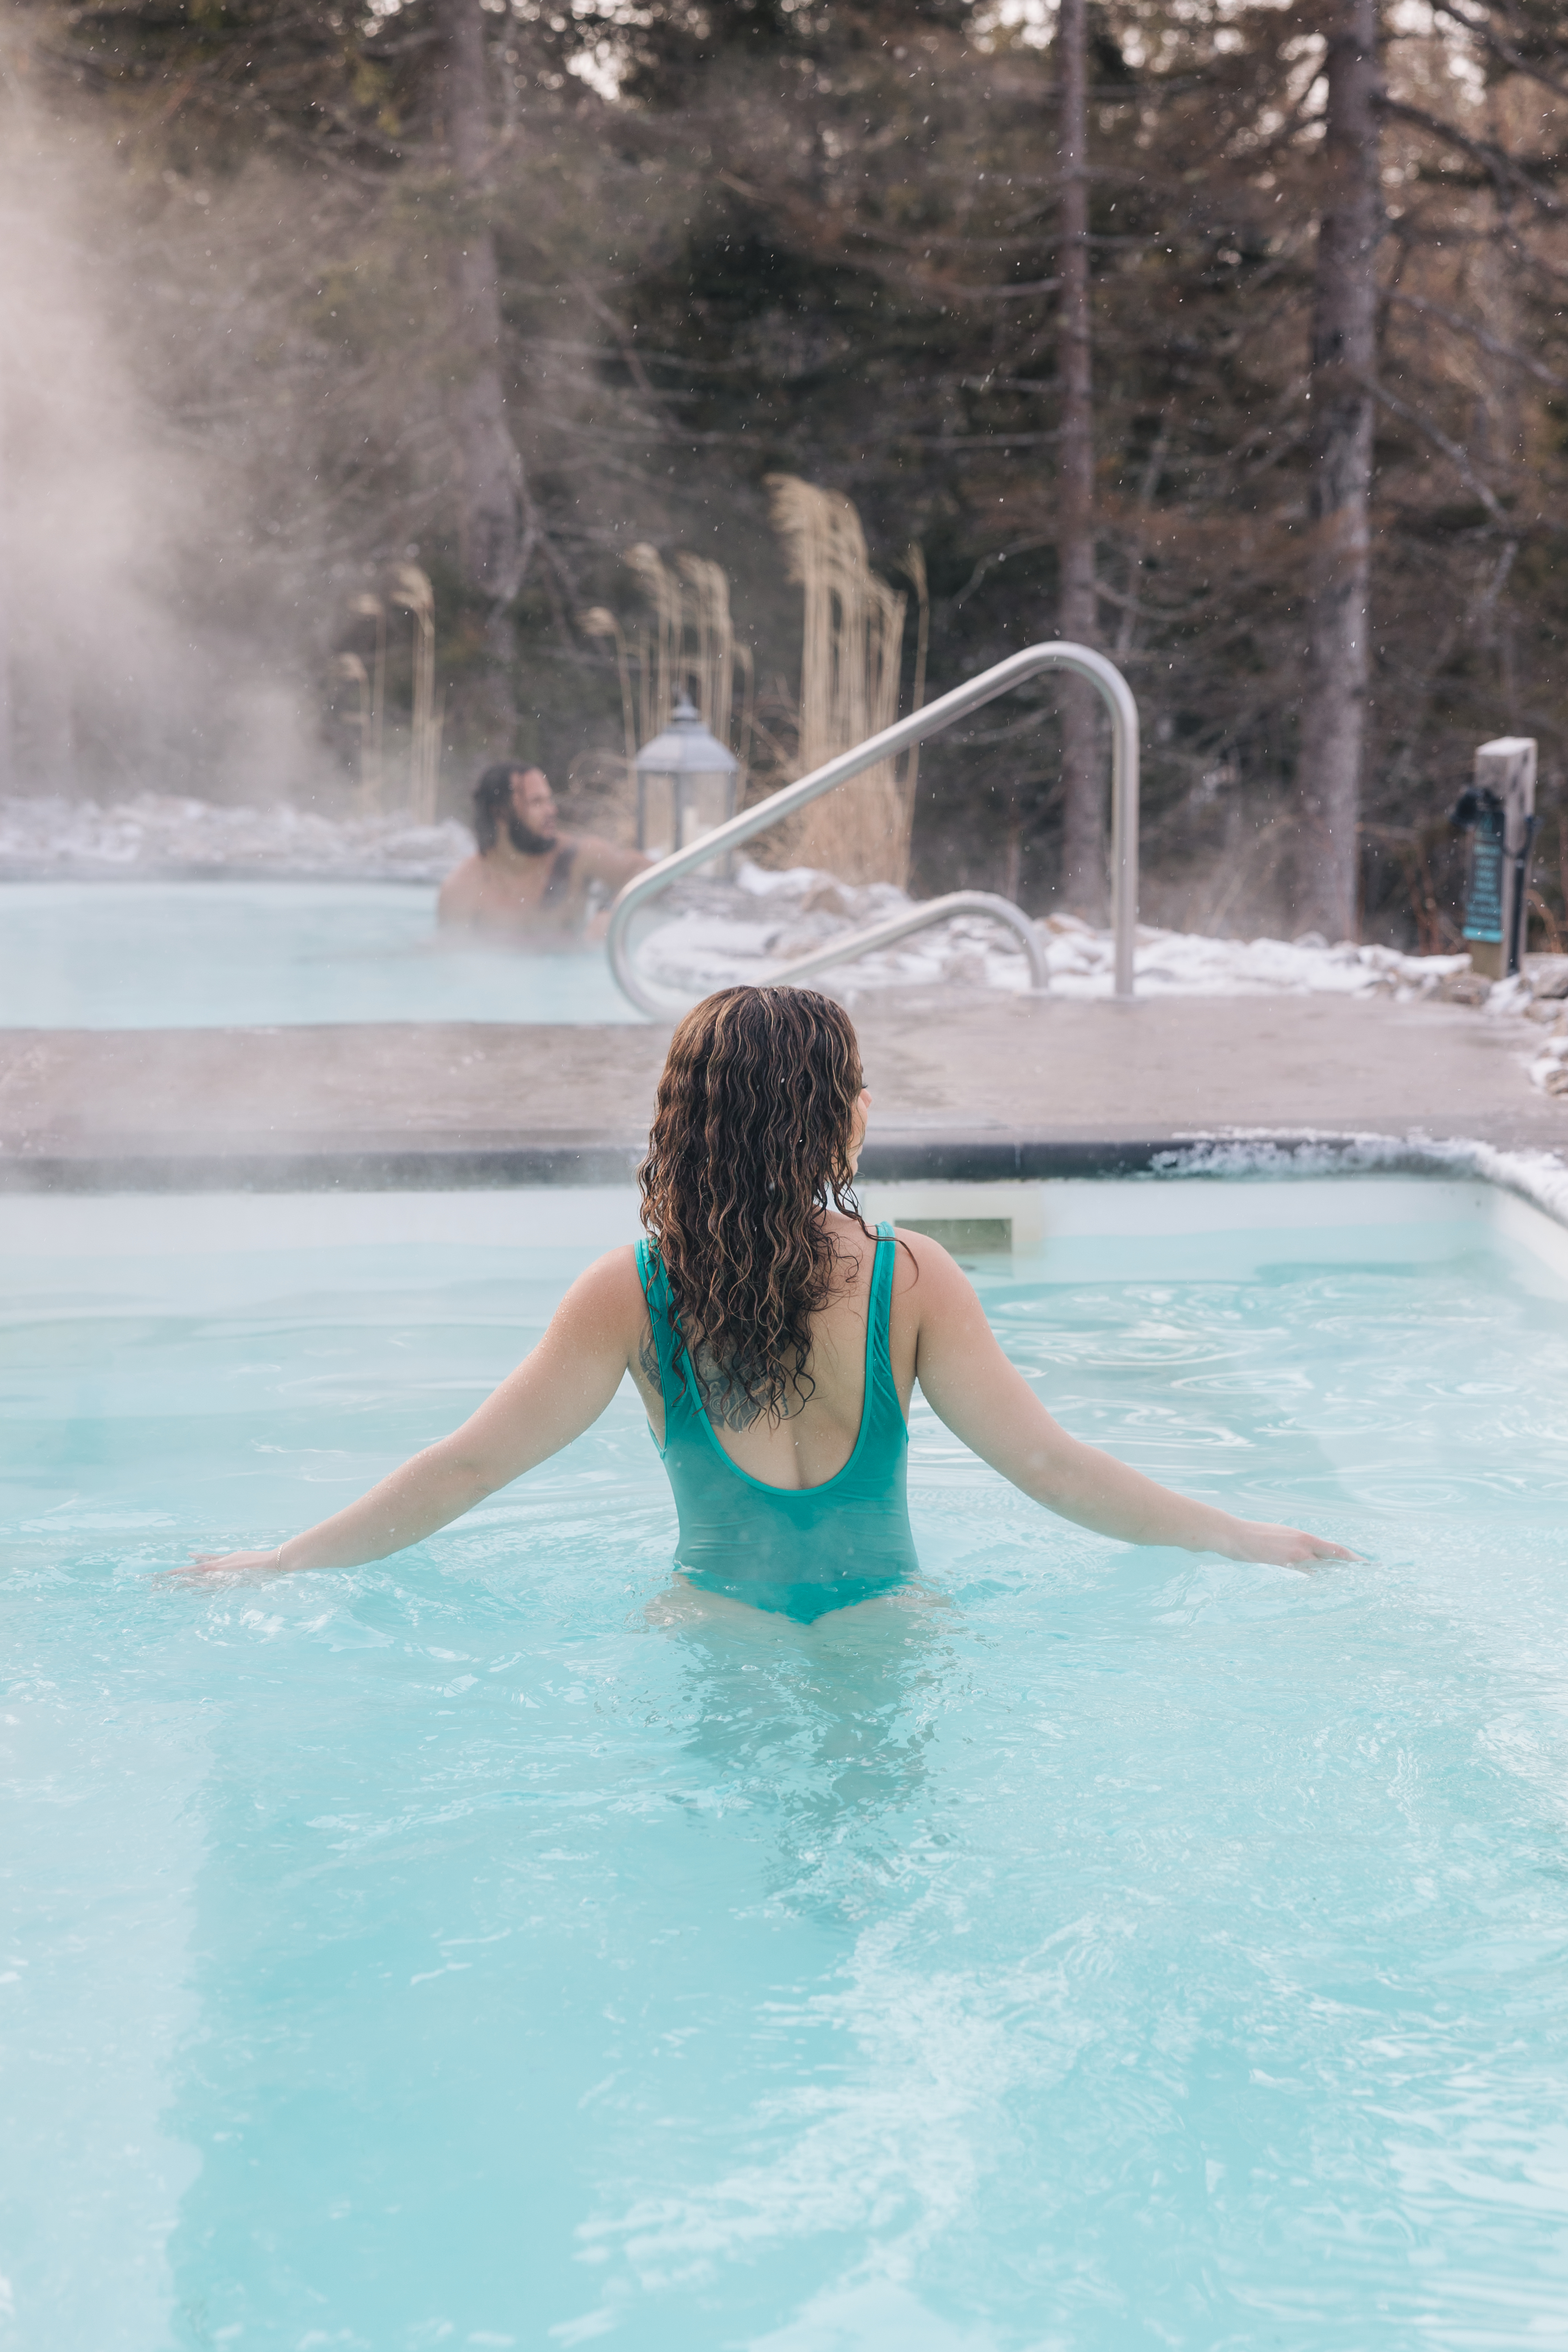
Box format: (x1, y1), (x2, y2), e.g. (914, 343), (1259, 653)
(1461, 802), (1505, 945)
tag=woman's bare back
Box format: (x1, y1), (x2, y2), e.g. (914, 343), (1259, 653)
(629, 1212), (920, 1492)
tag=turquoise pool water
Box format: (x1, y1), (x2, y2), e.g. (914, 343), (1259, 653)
(5, 1192), (1568, 2348)
(0, 881), (642, 1027)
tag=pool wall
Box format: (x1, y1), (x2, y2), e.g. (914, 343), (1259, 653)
(9, 1171), (1568, 1288)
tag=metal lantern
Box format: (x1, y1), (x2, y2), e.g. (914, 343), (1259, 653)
(634, 694), (740, 863)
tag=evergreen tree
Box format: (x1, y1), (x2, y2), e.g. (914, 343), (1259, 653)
(8, 0), (1566, 940)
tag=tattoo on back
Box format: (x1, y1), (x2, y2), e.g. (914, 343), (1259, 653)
(692, 1343), (769, 1432)
(642, 1312), (797, 1432)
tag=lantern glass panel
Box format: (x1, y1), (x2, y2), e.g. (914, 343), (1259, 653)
(678, 770), (734, 851)
(639, 772), (677, 863)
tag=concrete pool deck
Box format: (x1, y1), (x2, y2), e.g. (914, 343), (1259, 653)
(1, 987), (1563, 1188)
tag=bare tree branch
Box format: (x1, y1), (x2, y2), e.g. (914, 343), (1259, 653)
(1380, 95), (1568, 214)
(1431, 0), (1568, 106)
(1386, 287), (1568, 390)
(1363, 376), (1509, 524)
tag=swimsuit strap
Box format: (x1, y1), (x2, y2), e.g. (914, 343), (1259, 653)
(868, 1219), (895, 1348)
(636, 1238), (692, 1420)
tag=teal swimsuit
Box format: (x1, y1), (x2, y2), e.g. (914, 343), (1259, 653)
(636, 1223), (919, 1622)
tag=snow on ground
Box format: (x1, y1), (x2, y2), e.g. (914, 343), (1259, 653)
(0, 792), (471, 882)
(1527, 1018), (1568, 1098)
(0, 791), (1556, 1022)
(648, 858), (1481, 1008)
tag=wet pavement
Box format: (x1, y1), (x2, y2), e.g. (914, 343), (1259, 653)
(2, 988), (1563, 1186)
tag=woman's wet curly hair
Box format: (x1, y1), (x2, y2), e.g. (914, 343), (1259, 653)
(638, 986), (871, 1423)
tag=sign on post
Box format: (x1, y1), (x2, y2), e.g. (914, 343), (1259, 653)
(1453, 737), (1537, 982)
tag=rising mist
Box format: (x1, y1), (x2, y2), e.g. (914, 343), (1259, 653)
(0, 101), (338, 805)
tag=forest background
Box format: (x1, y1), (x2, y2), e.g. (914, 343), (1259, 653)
(1, 0), (1566, 947)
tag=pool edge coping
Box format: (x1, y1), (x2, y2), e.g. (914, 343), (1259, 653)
(4, 1129), (1567, 1233)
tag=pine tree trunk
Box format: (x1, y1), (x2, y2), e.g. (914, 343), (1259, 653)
(438, 0), (522, 749)
(1055, 0), (1102, 919)
(1294, 0), (1381, 940)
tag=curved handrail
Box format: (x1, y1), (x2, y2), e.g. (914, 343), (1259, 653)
(606, 640), (1139, 1015)
(768, 890), (1049, 992)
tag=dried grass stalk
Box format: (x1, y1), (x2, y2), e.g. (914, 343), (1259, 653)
(578, 606), (637, 767)
(676, 555), (735, 753)
(620, 545), (752, 801)
(389, 563), (439, 822)
(624, 543), (682, 744)
(765, 475), (910, 887)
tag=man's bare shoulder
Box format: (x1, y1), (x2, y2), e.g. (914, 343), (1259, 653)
(436, 854), (488, 916)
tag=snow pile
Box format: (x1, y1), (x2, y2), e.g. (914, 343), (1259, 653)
(1527, 1014), (1568, 1098)
(639, 865), (918, 997)
(0, 792), (471, 881)
(1498, 957), (1568, 1097)
(1029, 915), (1475, 1003)
(643, 862), (1478, 1006)
(1531, 1048), (1568, 1098)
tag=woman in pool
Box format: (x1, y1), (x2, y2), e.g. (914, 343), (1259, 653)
(192, 986), (1350, 1609)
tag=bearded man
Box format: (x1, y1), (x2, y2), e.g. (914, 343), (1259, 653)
(437, 763), (649, 946)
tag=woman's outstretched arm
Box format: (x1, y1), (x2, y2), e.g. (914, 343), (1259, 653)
(187, 1249), (646, 1575)
(904, 1234), (1354, 1571)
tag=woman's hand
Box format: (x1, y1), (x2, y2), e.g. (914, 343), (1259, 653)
(183, 1546), (292, 1576)
(1213, 1521), (1358, 1571)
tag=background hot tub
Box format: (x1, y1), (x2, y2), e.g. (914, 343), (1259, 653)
(0, 878), (644, 1027)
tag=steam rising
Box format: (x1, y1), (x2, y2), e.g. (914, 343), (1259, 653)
(0, 114), (325, 804)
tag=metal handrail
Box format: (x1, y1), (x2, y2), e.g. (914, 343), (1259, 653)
(606, 641), (1140, 1016)
(769, 890), (1049, 992)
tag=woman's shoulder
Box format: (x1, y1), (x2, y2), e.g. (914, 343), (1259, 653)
(887, 1225), (979, 1304)
(886, 1223), (957, 1264)
(557, 1243), (652, 1327)
(822, 1216), (969, 1292)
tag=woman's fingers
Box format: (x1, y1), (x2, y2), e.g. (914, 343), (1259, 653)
(1253, 1524), (1359, 1568)
(1219, 1522), (1357, 1569)
(1290, 1530), (1358, 1561)
(181, 1549), (284, 1575)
